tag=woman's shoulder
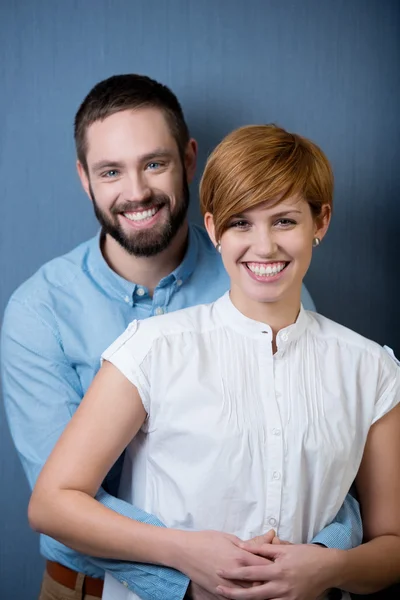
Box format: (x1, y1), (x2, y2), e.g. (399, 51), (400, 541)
(307, 310), (398, 368)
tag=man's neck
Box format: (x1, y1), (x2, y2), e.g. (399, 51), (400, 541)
(101, 222), (189, 296)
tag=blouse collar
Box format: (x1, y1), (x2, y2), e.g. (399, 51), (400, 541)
(215, 291), (309, 351)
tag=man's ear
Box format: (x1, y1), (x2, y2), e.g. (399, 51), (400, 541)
(204, 212), (218, 247)
(76, 160), (92, 200)
(184, 139), (198, 184)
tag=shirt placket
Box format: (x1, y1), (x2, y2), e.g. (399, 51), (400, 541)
(260, 337), (284, 534)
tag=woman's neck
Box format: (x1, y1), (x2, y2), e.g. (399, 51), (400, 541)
(229, 285), (302, 343)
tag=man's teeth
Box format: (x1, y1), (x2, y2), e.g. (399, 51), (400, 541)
(247, 262), (286, 276)
(124, 207), (158, 222)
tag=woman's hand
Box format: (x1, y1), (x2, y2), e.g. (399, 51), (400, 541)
(170, 530), (275, 595)
(214, 542), (342, 600)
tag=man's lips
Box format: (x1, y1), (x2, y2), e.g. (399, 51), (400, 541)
(119, 205), (164, 229)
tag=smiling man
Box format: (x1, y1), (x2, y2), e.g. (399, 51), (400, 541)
(1, 74), (361, 600)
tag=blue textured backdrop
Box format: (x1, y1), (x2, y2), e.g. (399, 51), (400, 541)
(0, 1), (399, 598)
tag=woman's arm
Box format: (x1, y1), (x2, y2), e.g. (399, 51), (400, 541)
(333, 401), (400, 593)
(28, 360), (172, 563)
(214, 404), (400, 599)
(28, 360), (273, 593)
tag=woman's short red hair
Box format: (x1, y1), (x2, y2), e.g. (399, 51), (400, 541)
(200, 124), (333, 240)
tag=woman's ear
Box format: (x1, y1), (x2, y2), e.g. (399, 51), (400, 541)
(314, 204), (331, 242)
(204, 212), (218, 247)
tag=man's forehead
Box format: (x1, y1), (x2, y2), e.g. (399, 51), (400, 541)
(85, 107), (178, 161)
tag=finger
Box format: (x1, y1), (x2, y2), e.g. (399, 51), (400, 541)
(272, 536), (281, 545)
(239, 543), (283, 560)
(217, 565), (272, 582)
(216, 582), (278, 600)
(245, 529), (276, 546)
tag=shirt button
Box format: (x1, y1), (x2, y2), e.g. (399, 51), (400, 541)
(268, 517), (277, 527)
(272, 471), (281, 480)
(122, 581), (129, 588)
(124, 295), (130, 303)
(176, 279), (183, 287)
(281, 333), (289, 341)
(155, 307), (164, 315)
(272, 428), (281, 436)
(136, 287), (145, 297)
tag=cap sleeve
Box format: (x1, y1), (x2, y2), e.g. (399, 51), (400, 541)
(372, 347), (400, 425)
(101, 320), (151, 414)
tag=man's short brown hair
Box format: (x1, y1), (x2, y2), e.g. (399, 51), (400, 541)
(74, 74), (190, 172)
(200, 124), (333, 241)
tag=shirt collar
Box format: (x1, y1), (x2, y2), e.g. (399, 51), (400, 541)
(155, 223), (199, 288)
(86, 225), (199, 303)
(215, 291), (309, 348)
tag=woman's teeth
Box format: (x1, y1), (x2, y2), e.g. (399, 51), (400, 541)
(124, 207), (158, 222)
(247, 262), (287, 276)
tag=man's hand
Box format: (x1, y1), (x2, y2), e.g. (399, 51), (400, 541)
(170, 530), (274, 595)
(214, 542), (343, 600)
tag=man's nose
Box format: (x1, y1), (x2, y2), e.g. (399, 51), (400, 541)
(124, 173), (152, 203)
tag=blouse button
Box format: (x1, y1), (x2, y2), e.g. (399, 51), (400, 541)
(272, 471), (281, 480)
(281, 332), (289, 342)
(268, 517), (277, 527)
(272, 428), (281, 436)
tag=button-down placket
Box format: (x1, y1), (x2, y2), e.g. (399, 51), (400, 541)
(258, 328), (284, 535)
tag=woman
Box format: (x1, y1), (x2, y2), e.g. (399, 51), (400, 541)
(29, 125), (400, 600)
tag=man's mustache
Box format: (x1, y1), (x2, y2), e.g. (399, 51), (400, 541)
(110, 195), (170, 215)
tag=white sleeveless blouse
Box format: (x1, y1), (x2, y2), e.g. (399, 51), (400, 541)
(101, 293), (399, 600)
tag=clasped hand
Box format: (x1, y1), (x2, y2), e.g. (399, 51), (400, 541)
(182, 530), (337, 600)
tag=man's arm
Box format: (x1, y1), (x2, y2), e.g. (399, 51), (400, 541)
(311, 491), (362, 549)
(0, 298), (189, 600)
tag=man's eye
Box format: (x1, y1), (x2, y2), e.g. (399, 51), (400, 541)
(102, 170), (119, 178)
(146, 162), (162, 170)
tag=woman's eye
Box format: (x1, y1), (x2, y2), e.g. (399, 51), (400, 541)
(230, 220), (249, 229)
(275, 218), (296, 227)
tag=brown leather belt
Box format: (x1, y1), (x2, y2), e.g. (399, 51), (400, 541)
(46, 560), (104, 597)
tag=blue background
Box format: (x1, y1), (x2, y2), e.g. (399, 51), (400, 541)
(0, 1), (399, 598)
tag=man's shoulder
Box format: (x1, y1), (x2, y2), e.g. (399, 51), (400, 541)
(188, 223), (229, 283)
(142, 300), (218, 339)
(105, 300), (220, 365)
(9, 237), (97, 307)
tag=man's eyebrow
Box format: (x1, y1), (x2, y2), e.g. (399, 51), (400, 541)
(92, 160), (124, 173)
(91, 149), (174, 173)
(139, 149), (174, 162)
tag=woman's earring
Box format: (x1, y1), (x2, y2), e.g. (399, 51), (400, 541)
(312, 237), (321, 247)
(216, 242), (221, 254)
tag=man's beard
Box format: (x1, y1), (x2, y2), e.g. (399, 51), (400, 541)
(90, 178), (190, 258)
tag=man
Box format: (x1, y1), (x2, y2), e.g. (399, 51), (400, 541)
(1, 74), (361, 600)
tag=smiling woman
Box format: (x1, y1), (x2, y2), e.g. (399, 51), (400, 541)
(28, 124), (400, 600)
(201, 125), (331, 327)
